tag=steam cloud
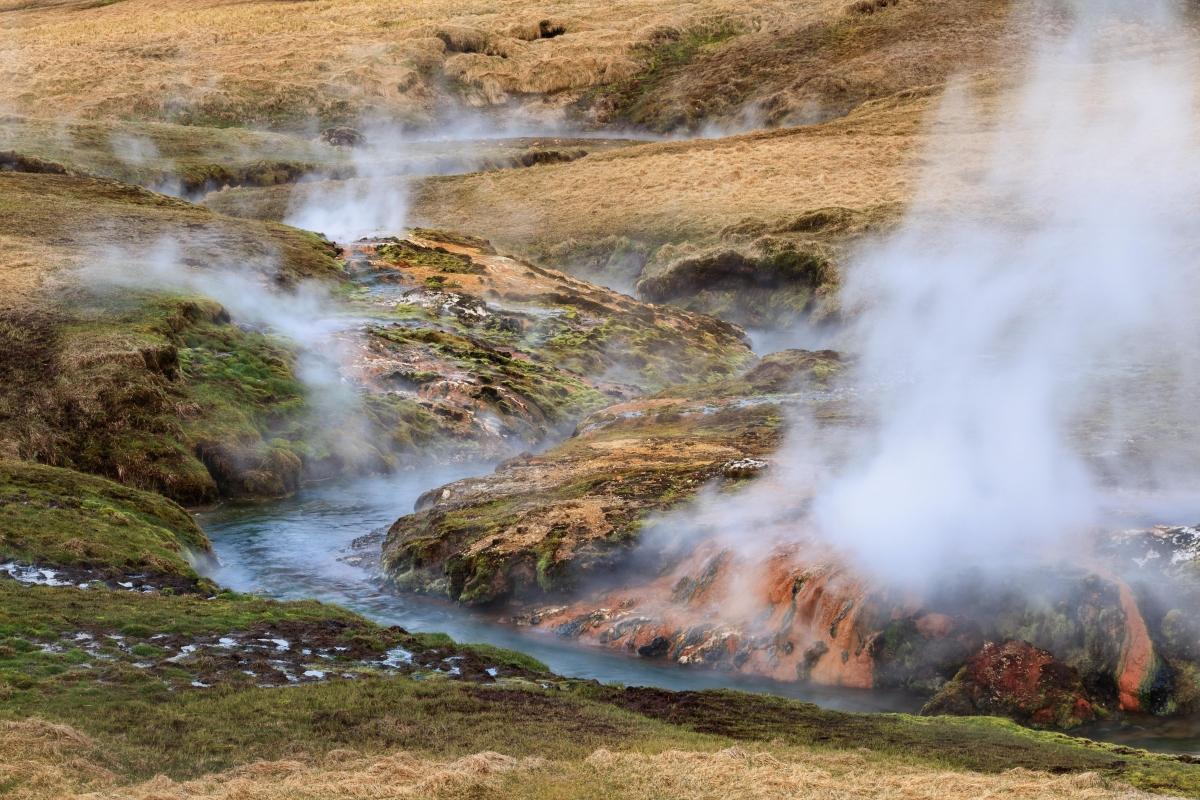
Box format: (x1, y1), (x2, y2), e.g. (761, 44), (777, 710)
(628, 0), (1200, 592)
(84, 236), (369, 462)
(806, 0), (1200, 582)
(284, 132), (412, 243)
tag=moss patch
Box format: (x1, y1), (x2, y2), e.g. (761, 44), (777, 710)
(0, 461), (209, 581)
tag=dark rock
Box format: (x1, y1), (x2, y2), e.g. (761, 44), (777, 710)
(922, 640), (1097, 729)
(638, 636), (671, 658)
(320, 126), (366, 147)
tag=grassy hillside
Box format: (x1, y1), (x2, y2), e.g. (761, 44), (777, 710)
(0, 166), (347, 503)
(0, 0), (1022, 131)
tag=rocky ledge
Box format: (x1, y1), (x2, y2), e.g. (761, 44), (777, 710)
(382, 349), (845, 604)
(380, 345), (1200, 729)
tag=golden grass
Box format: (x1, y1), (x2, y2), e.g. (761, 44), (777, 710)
(202, 86), (937, 241)
(0, 719), (114, 800)
(0, 0), (844, 124)
(0, 234), (63, 305)
(0, 170), (338, 309)
(1, 718), (1163, 800)
(407, 88), (939, 248)
(561, 747), (1158, 800)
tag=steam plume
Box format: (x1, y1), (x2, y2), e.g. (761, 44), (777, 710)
(807, 0), (1200, 582)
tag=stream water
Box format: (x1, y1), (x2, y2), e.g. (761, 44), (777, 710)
(196, 470), (1200, 753)
(196, 469), (924, 714)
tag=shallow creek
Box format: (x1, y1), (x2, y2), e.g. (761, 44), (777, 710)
(196, 471), (1200, 754)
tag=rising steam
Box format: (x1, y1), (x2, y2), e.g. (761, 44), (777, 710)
(284, 130), (411, 243)
(807, 0), (1200, 581)
(83, 235), (369, 463)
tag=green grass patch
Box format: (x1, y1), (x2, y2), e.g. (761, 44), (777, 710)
(0, 461), (209, 579)
(586, 21), (743, 128)
(377, 241), (484, 274)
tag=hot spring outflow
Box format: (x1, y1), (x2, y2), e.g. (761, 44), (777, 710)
(462, 0), (1200, 729)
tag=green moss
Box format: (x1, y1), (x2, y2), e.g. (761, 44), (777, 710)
(368, 325), (607, 424)
(3, 578), (1200, 795)
(5, 678), (712, 783)
(533, 314), (751, 391)
(410, 228), (497, 254)
(377, 241), (484, 274)
(589, 22), (744, 130)
(0, 583), (363, 643)
(636, 239), (837, 329)
(0, 117), (346, 195)
(458, 643), (549, 674)
(0, 461), (209, 580)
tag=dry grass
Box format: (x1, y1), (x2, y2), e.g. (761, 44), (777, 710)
(1, 718), (1162, 800)
(0, 0), (1079, 133)
(0, 719), (114, 800)
(410, 87), (940, 248)
(554, 747), (1158, 800)
(203, 87), (935, 240)
(0, 0), (843, 126)
(0, 170), (338, 308)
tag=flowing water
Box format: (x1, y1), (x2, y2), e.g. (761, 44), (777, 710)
(196, 471), (1200, 752)
(196, 469), (924, 714)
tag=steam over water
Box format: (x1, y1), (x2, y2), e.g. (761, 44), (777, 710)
(802, 0), (1200, 582)
(197, 473), (925, 714)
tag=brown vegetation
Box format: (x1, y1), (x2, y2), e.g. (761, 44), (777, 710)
(0, 0), (839, 127)
(0, 717), (1161, 800)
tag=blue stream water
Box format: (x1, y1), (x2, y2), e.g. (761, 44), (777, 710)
(195, 470), (1200, 753)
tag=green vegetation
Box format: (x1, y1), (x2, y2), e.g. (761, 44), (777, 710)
(0, 462), (209, 581)
(2, 367), (1198, 796)
(586, 22), (744, 130)
(0, 168), (348, 503)
(3, 292), (319, 504)
(0, 584), (360, 643)
(368, 325), (608, 425)
(4, 577), (1199, 795)
(532, 313), (751, 389)
(377, 241), (485, 274)
(0, 112), (333, 194)
(4, 675), (711, 782)
(637, 238), (840, 329)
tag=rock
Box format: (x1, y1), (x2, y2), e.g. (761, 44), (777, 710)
(638, 636), (670, 658)
(1102, 525), (1200, 583)
(381, 348), (841, 604)
(721, 458), (768, 479)
(320, 126), (365, 147)
(0, 150), (74, 175)
(922, 640), (1097, 729)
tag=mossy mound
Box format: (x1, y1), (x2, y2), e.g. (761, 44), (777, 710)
(332, 234), (755, 463)
(0, 461), (210, 584)
(637, 238), (838, 329)
(382, 351), (843, 604)
(0, 170), (362, 503)
(1, 294), (322, 504)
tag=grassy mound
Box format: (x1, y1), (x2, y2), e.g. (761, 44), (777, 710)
(0, 461), (209, 582)
(0, 168), (348, 502)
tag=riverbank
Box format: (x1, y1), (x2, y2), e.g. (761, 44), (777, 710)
(2, 461), (1199, 798)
